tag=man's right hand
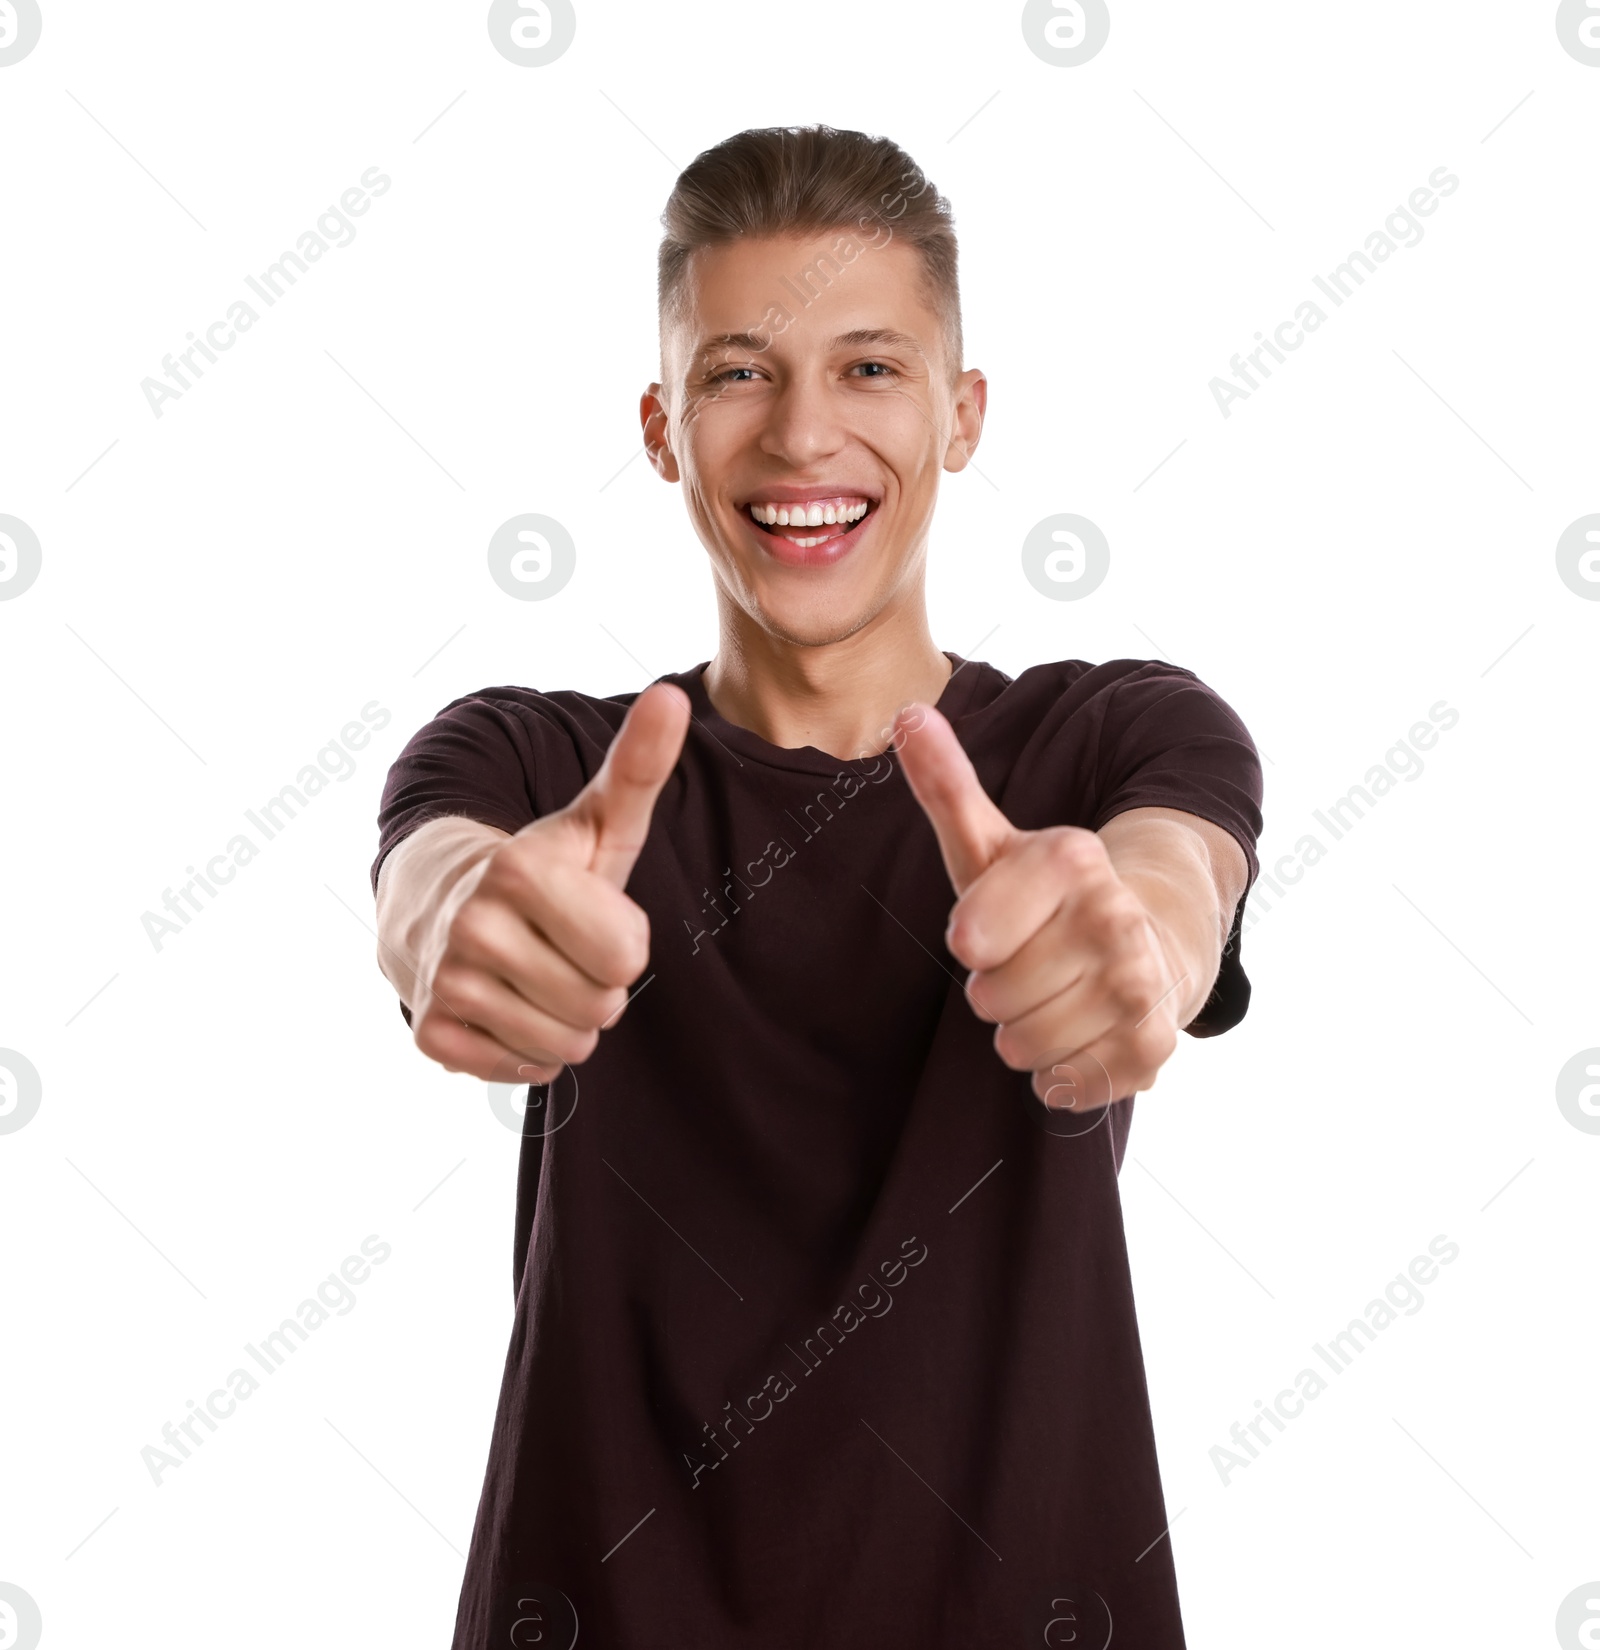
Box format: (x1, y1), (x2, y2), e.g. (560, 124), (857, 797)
(410, 681), (692, 1084)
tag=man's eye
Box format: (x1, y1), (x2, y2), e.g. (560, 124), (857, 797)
(707, 361), (896, 385)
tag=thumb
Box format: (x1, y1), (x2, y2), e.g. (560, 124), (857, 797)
(574, 680), (692, 888)
(893, 702), (1016, 896)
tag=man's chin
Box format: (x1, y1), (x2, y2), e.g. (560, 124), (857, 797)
(737, 594), (884, 652)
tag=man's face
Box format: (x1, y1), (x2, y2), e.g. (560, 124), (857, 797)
(642, 231), (986, 649)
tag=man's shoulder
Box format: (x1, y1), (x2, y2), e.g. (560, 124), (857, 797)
(418, 680), (639, 745)
(1010, 654), (1209, 689)
(429, 680), (637, 715)
(960, 654), (1217, 718)
(960, 655), (1256, 803)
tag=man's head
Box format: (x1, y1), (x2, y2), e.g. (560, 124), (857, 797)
(641, 126), (985, 652)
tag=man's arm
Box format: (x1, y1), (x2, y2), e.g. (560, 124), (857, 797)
(1095, 805), (1249, 1033)
(893, 699), (1254, 1106)
(374, 816), (512, 1015)
(372, 681), (691, 1082)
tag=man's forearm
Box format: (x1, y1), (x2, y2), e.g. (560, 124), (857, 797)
(1097, 817), (1226, 1031)
(374, 816), (510, 1011)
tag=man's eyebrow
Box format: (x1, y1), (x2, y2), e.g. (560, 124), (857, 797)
(691, 327), (928, 361)
(692, 331), (768, 358)
(832, 327), (927, 356)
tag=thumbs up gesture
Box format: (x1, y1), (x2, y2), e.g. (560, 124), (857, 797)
(893, 702), (1189, 1111)
(412, 681), (691, 1086)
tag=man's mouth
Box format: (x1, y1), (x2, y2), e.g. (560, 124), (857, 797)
(743, 494), (877, 552)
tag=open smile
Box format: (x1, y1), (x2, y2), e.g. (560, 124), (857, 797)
(739, 494), (880, 568)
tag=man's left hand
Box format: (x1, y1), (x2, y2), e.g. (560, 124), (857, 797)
(894, 702), (1192, 1111)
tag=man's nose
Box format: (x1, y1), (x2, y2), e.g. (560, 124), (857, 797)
(759, 372), (849, 462)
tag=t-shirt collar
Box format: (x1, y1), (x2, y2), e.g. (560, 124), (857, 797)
(663, 652), (985, 776)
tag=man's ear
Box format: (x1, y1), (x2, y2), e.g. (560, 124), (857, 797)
(942, 368), (987, 475)
(640, 385), (680, 482)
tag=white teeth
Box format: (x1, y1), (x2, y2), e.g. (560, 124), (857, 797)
(747, 499), (870, 528)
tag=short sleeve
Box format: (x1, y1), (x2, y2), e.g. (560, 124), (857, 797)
(371, 693), (546, 1030)
(1088, 663), (1264, 1038)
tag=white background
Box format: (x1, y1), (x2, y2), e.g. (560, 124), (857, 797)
(1, 2), (1596, 1646)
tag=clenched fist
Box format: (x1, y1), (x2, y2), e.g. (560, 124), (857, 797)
(893, 700), (1191, 1112)
(410, 681), (692, 1085)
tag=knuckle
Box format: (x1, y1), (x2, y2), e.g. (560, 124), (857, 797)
(597, 985), (631, 1026)
(414, 1014), (461, 1071)
(474, 844), (517, 895)
(946, 924), (982, 970)
(432, 964), (490, 1019)
(485, 834), (551, 900)
(527, 1019), (586, 1065)
(521, 1029), (570, 1069)
(616, 908), (651, 980)
(448, 901), (496, 957)
(1136, 1016), (1177, 1062)
(565, 1026), (602, 1064)
(1106, 963), (1157, 1017)
(511, 1038), (568, 1074)
(1048, 827), (1097, 869)
(992, 1024), (1031, 1072)
(963, 974), (999, 1022)
(595, 943), (640, 991)
(1101, 976), (1154, 1016)
(1093, 897), (1145, 947)
(526, 1031), (585, 1071)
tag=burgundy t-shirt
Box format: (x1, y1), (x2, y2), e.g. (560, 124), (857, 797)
(371, 653), (1263, 1650)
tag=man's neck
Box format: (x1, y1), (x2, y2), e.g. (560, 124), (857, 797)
(701, 608), (953, 762)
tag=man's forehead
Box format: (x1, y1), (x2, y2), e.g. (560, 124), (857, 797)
(670, 233), (939, 354)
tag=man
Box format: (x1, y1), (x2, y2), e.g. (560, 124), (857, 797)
(372, 124), (1262, 1649)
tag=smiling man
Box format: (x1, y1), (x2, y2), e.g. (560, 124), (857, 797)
(371, 125), (1264, 1649)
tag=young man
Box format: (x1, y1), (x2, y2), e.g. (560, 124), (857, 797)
(371, 125), (1263, 1649)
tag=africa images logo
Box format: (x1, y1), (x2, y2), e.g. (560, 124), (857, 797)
(0, 1582), (43, 1650)
(0, 515), (42, 601)
(1556, 0), (1600, 64)
(1556, 1582), (1600, 1649)
(1021, 0), (1111, 67)
(0, 1050), (43, 1136)
(0, 0), (43, 66)
(486, 0), (577, 66)
(507, 1583), (579, 1648)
